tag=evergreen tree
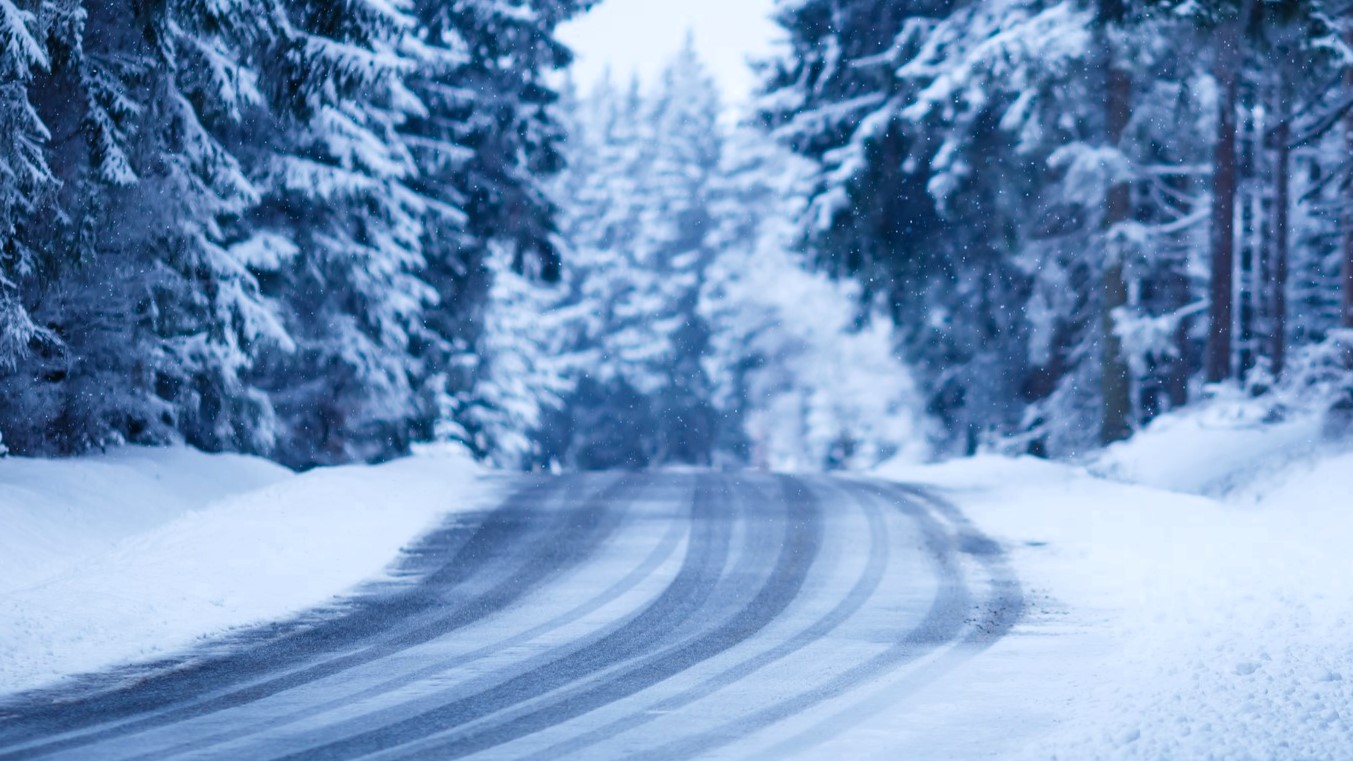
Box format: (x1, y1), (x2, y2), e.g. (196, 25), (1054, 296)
(760, 0), (1080, 454)
(0, 0), (54, 371)
(705, 126), (928, 470)
(632, 37), (723, 464)
(454, 243), (579, 469)
(524, 40), (930, 471)
(759, 0), (1352, 456)
(0, 0), (592, 465)
(404, 0), (593, 459)
(238, 0), (433, 467)
(546, 75), (669, 469)
(548, 43), (725, 468)
(0, 0), (287, 454)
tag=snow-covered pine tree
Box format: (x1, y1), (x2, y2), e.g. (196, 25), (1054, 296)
(560, 45), (727, 468)
(759, 0), (1353, 457)
(760, 0), (1049, 455)
(891, 0), (1209, 451)
(402, 0), (593, 458)
(0, 0), (594, 465)
(538, 38), (931, 472)
(0, 0), (54, 371)
(533, 42), (728, 470)
(0, 0), (288, 455)
(542, 75), (665, 469)
(704, 125), (929, 470)
(452, 242), (580, 469)
(631, 36), (723, 465)
(238, 0), (434, 468)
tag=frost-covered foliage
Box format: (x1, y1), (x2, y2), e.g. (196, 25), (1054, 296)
(0, 0), (591, 466)
(760, 0), (1353, 457)
(487, 42), (929, 472)
(705, 128), (931, 470)
(537, 45), (725, 470)
(0, 0), (285, 455)
(452, 243), (581, 469)
(244, 0), (433, 466)
(0, 0), (53, 371)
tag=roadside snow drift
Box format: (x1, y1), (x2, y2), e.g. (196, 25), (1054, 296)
(874, 402), (1353, 760)
(0, 446), (491, 695)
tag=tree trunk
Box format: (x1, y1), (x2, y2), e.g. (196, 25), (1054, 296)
(1165, 264), (1193, 408)
(1206, 18), (1243, 382)
(1271, 76), (1290, 375)
(1237, 78), (1258, 380)
(1101, 61), (1133, 444)
(1097, 0), (1133, 445)
(1343, 53), (1353, 330)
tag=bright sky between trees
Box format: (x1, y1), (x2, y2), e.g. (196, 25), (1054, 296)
(556, 0), (780, 107)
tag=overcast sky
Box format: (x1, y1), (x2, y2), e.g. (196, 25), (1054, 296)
(557, 0), (781, 108)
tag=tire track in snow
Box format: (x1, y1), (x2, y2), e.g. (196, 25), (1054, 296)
(726, 479), (1025, 760)
(115, 476), (693, 761)
(0, 473), (1019, 761)
(277, 474), (821, 761)
(0, 474), (629, 759)
(521, 475), (891, 759)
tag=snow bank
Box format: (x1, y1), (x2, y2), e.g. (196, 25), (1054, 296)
(0, 445), (491, 695)
(875, 411), (1353, 759)
(1090, 388), (1328, 497)
(0, 448), (294, 599)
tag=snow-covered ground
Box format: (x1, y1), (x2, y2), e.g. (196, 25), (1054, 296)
(876, 396), (1353, 759)
(0, 445), (492, 694)
(3, 395), (1350, 757)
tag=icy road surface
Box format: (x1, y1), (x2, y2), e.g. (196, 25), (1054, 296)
(0, 473), (1021, 760)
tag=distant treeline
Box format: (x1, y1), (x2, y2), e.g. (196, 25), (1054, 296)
(462, 43), (927, 472)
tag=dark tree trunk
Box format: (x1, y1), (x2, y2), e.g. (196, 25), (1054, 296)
(1101, 68), (1133, 444)
(1271, 80), (1290, 375)
(1344, 54), (1353, 331)
(1237, 77), (1257, 381)
(1167, 268), (1193, 409)
(1098, 0), (1133, 445)
(1206, 18), (1243, 383)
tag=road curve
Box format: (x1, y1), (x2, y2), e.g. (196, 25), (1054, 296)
(0, 472), (1022, 760)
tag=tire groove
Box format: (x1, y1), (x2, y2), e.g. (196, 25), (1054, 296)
(524, 476), (888, 759)
(719, 479), (1025, 761)
(380, 474), (823, 761)
(651, 478), (973, 759)
(0, 474), (626, 760)
(126, 476), (690, 761)
(264, 473), (737, 761)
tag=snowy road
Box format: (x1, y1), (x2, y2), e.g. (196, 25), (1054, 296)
(0, 473), (1021, 760)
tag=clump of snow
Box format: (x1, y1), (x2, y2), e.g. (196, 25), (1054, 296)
(874, 406), (1353, 759)
(1089, 387), (1328, 497)
(0, 445), (491, 695)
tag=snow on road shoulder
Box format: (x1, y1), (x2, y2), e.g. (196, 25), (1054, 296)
(876, 430), (1353, 759)
(0, 445), (493, 696)
(0, 447), (291, 596)
(1090, 387), (1327, 498)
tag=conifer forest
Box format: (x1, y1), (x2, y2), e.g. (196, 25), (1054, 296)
(1, 0), (1351, 470)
